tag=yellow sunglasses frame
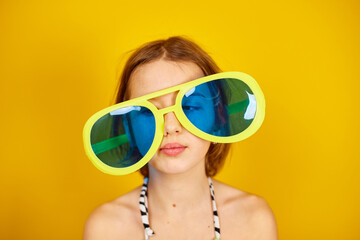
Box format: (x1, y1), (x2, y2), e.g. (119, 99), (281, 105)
(83, 71), (265, 175)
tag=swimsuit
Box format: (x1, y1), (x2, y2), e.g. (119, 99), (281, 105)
(139, 177), (221, 240)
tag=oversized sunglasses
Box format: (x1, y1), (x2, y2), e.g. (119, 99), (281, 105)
(83, 72), (265, 175)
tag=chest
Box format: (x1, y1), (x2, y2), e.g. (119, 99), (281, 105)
(147, 217), (216, 240)
(151, 209), (218, 239)
(119, 210), (256, 240)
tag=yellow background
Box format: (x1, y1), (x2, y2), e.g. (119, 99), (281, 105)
(1, 0), (359, 239)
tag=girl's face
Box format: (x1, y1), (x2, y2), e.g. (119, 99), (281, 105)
(128, 59), (211, 176)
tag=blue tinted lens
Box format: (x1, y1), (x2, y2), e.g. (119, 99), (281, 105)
(181, 82), (216, 134)
(182, 78), (256, 137)
(90, 106), (155, 168)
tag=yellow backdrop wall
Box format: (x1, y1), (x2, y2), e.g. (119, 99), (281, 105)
(1, 0), (359, 239)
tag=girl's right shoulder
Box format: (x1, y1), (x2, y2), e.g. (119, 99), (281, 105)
(83, 186), (144, 240)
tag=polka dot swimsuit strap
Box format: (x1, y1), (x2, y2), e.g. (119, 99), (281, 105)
(139, 177), (221, 240)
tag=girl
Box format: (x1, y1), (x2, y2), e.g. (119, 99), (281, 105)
(83, 36), (278, 240)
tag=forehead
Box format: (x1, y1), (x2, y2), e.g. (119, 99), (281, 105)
(128, 59), (205, 99)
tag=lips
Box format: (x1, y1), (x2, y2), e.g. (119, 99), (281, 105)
(160, 143), (187, 156)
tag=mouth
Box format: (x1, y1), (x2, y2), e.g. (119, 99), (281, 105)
(160, 143), (187, 156)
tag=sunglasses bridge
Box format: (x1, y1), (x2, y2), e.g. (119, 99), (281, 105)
(156, 104), (177, 115)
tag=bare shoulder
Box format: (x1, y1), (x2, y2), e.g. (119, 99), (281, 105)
(212, 179), (278, 240)
(83, 186), (144, 240)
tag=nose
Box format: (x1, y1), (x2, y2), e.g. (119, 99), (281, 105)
(163, 112), (182, 136)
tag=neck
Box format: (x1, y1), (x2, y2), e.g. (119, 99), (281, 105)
(147, 167), (210, 215)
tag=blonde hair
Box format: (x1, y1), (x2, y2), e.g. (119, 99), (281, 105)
(115, 36), (231, 177)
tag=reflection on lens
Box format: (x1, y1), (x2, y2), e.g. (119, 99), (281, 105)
(182, 78), (256, 137)
(90, 106), (155, 168)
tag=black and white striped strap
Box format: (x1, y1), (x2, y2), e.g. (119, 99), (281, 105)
(139, 177), (155, 239)
(208, 177), (221, 240)
(139, 177), (221, 240)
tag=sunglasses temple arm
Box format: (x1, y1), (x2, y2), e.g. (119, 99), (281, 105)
(91, 134), (129, 155)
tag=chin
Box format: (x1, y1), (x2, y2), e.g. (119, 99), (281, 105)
(148, 157), (204, 176)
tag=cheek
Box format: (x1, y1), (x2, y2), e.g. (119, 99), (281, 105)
(190, 135), (211, 157)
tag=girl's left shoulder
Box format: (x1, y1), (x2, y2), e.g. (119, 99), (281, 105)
(211, 179), (278, 240)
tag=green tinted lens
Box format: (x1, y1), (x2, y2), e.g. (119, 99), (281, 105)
(90, 106), (156, 168)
